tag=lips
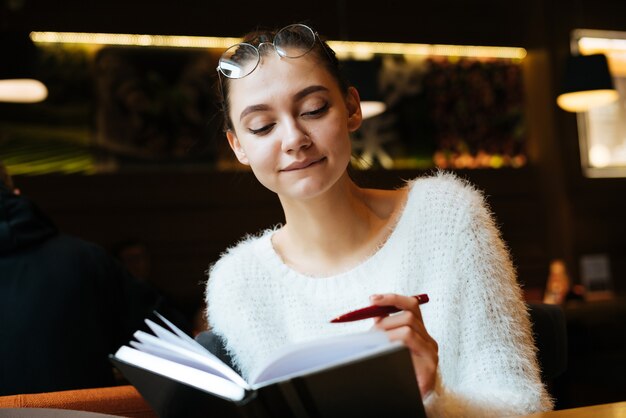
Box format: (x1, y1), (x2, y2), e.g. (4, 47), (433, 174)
(281, 157), (326, 172)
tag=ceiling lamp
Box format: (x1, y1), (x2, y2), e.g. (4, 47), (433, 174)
(556, 53), (618, 112)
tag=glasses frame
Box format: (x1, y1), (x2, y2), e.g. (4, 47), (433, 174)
(216, 23), (319, 80)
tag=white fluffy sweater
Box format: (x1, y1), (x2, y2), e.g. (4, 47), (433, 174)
(205, 172), (553, 417)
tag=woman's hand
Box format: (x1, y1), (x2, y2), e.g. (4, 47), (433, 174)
(370, 293), (438, 397)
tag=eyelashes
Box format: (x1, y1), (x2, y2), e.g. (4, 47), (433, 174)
(302, 102), (329, 117)
(249, 124), (274, 135)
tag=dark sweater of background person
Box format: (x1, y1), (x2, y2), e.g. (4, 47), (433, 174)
(0, 179), (165, 396)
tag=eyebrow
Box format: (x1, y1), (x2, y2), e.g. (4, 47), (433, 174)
(294, 85), (329, 102)
(239, 85), (330, 122)
(239, 104), (270, 121)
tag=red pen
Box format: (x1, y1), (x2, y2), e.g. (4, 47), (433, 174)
(330, 294), (429, 323)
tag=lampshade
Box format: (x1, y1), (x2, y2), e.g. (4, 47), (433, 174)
(0, 31), (48, 103)
(341, 58), (386, 119)
(556, 53), (618, 112)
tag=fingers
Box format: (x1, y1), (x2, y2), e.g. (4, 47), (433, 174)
(369, 293), (436, 352)
(385, 325), (435, 352)
(374, 310), (426, 334)
(369, 293), (424, 322)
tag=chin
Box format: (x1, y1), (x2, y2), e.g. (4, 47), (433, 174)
(285, 172), (347, 201)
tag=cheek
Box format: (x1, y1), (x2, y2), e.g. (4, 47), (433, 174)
(315, 117), (352, 154)
(240, 139), (279, 169)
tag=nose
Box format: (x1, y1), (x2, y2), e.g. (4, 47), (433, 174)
(280, 118), (311, 153)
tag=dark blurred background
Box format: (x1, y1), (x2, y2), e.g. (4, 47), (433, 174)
(1, 0), (625, 409)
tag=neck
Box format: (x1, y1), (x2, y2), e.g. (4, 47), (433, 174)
(273, 173), (401, 276)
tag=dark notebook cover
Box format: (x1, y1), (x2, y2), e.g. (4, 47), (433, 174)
(111, 345), (426, 418)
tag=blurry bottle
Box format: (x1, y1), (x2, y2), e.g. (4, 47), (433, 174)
(543, 259), (570, 305)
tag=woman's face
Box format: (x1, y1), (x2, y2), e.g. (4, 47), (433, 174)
(225, 52), (362, 201)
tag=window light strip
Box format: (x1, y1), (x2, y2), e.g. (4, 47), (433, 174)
(30, 31), (526, 60)
(579, 37), (626, 54)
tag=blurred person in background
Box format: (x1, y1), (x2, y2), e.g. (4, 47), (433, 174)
(112, 240), (152, 283)
(0, 160), (165, 395)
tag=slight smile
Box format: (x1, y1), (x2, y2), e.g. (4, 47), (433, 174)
(281, 157), (326, 172)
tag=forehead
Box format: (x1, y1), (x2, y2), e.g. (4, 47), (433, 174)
(227, 53), (340, 111)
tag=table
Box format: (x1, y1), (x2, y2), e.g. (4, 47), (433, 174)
(0, 409), (122, 417)
(514, 401), (626, 418)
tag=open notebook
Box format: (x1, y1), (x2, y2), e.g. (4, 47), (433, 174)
(110, 313), (426, 418)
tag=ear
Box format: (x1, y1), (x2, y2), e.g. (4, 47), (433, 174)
(345, 86), (363, 132)
(226, 130), (250, 165)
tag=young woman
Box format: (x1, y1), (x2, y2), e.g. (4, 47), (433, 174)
(205, 23), (552, 417)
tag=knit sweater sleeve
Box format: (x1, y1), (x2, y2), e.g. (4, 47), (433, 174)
(423, 181), (553, 417)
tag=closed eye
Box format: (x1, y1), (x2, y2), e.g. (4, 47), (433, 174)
(249, 123), (275, 135)
(302, 102), (329, 118)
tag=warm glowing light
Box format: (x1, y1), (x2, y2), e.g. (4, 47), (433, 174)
(433, 151), (527, 170)
(30, 31), (527, 60)
(589, 144), (612, 167)
(579, 37), (626, 54)
(360, 101), (386, 119)
(556, 89), (619, 112)
(30, 31), (240, 49)
(0, 79), (48, 103)
(329, 41), (526, 59)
